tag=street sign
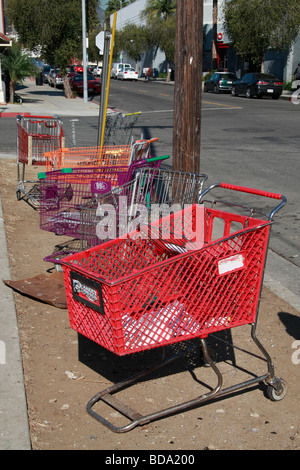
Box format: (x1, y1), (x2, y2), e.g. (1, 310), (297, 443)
(96, 31), (111, 54)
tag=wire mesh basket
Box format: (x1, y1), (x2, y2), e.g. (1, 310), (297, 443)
(78, 167), (208, 250)
(16, 114), (65, 206)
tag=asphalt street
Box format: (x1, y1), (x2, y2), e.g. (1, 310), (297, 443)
(1, 78), (299, 309)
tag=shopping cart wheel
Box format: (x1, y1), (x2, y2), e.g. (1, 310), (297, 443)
(16, 189), (21, 200)
(266, 378), (287, 401)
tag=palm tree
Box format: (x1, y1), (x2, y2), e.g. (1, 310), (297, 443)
(142, 0), (176, 21)
(2, 42), (37, 103)
(211, 0), (218, 70)
(142, 0), (177, 81)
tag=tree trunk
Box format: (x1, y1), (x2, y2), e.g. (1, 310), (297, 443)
(166, 60), (171, 82)
(211, 0), (218, 71)
(63, 76), (75, 99)
(173, 0), (203, 174)
(9, 81), (15, 104)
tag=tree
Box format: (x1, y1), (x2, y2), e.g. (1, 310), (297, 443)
(141, 0), (176, 21)
(223, 0), (300, 71)
(1, 41), (37, 103)
(114, 24), (148, 70)
(6, 0), (100, 98)
(211, 0), (218, 70)
(141, 0), (177, 81)
(148, 15), (176, 79)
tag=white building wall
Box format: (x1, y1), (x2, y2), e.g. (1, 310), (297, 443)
(111, 0), (300, 81)
(110, 0), (168, 76)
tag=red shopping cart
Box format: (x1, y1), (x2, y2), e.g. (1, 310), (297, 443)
(16, 114), (65, 206)
(61, 182), (287, 432)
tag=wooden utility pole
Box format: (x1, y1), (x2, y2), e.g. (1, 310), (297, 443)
(173, 0), (203, 174)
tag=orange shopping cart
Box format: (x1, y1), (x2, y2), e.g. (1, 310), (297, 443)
(43, 138), (159, 171)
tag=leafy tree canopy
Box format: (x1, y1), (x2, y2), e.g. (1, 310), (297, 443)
(141, 0), (176, 22)
(114, 24), (148, 63)
(223, 0), (300, 66)
(6, 0), (100, 70)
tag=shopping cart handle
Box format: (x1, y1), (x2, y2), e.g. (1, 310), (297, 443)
(146, 155), (169, 163)
(219, 183), (284, 200)
(135, 137), (159, 144)
(28, 119), (57, 128)
(199, 182), (287, 220)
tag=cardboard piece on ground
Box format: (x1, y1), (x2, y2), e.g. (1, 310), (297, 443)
(3, 271), (67, 309)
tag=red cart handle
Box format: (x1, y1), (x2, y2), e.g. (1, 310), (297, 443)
(28, 119), (57, 128)
(199, 182), (287, 220)
(219, 183), (283, 200)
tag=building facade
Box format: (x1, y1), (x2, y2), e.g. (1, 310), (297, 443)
(111, 0), (300, 82)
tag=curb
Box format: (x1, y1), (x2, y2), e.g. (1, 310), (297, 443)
(0, 191), (31, 450)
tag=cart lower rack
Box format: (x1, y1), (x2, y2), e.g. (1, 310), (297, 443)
(61, 183), (287, 432)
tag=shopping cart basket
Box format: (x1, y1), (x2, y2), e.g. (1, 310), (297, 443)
(38, 166), (129, 237)
(39, 155), (169, 238)
(43, 166), (205, 265)
(43, 137), (159, 172)
(78, 167), (207, 251)
(61, 182), (287, 432)
(16, 114), (65, 206)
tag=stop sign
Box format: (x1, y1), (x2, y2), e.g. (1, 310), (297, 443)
(95, 31), (111, 54)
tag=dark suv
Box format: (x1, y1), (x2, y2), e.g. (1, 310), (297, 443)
(204, 72), (237, 93)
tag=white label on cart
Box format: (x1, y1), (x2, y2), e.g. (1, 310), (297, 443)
(217, 253), (245, 275)
(91, 180), (112, 193)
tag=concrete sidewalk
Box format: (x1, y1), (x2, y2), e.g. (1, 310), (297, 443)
(0, 78), (103, 450)
(0, 77), (299, 450)
(0, 78), (101, 118)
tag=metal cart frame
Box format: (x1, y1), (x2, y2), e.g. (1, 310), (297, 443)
(62, 182), (287, 432)
(39, 155), (169, 238)
(16, 114), (65, 207)
(43, 137), (159, 172)
(78, 166), (208, 250)
(45, 167), (206, 266)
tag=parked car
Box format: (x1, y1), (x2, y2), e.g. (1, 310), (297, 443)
(41, 65), (51, 84)
(231, 73), (283, 99)
(111, 62), (131, 79)
(87, 65), (96, 74)
(67, 70), (77, 81)
(74, 64), (83, 73)
(93, 65), (102, 77)
(204, 72), (237, 93)
(116, 67), (138, 81)
(48, 68), (63, 88)
(71, 74), (101, 95)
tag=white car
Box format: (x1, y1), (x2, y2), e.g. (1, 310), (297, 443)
(117, 67), (138, 81)
(111, 62), (131, 79)
(93, 66), (102, 77)
(48, 68), (63, 88)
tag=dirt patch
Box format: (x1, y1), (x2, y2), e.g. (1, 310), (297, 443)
(1, 159), (300, 450)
